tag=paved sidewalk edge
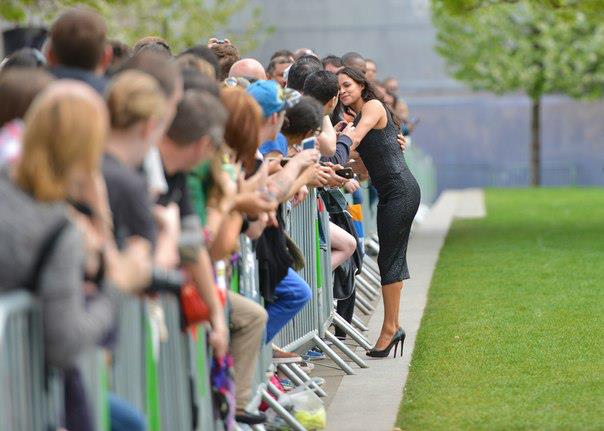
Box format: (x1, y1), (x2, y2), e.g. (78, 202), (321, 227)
(325, 189), (483, 431)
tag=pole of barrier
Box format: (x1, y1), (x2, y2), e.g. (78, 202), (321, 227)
(355, 299), (371, 315)
(362, 256), (382, 279)
(283, 191), (356, 377)
(356, 276), (378, 297)
(112, 298), (146, 413)
(332, 313), (373, 351)
(361, 270), (382, 290)
(356, 275), (380, 297)
(352, 315), (369, 332)
(366, 240), (380, 256)
(363, 255), (381, 276)
(0, 291), (47, 431)
(312, 333), (354, 375)
(79, 349), (109, 431)
(362, 265), (382, 287)
(354, 292), (375, 312)
(362, 264), (382, 285)
(287, 362), (328, 397)
(323, 331), (368, 369)
(277, 363), (327, 398)
(157, 295), (193, 431)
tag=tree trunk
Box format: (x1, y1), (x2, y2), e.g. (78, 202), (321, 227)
(530, 97), (541, 187)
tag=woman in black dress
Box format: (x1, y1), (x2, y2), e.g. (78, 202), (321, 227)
(337, 67), (421, 358)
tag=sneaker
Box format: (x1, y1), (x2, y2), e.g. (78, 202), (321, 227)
(297, 361), (315, 374)
(235, 410), (267, 425)
(279, 378), (296, 391)
(302, 347), (326, 361)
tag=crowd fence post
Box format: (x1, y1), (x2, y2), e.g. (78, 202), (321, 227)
(0, 291), (51, 431)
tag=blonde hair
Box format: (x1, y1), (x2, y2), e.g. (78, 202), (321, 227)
(15, 81), (108, 201)
(106, 70), (167, 129)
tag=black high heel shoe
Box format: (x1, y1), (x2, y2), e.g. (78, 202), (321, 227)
(366, 328), (406, 358)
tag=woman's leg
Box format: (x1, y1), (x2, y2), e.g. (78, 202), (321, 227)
(373, 280), (403, 350)
(329, 221), (357, 271)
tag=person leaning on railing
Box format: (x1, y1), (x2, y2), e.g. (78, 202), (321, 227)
(187, 85), (274, 425)
(0, 81), (118, 368)
(247, 81), (331, 346)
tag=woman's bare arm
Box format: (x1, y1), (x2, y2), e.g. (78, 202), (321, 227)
(344, 100), (387, 150)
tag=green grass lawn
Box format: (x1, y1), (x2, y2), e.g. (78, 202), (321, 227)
(397, 188), (604, 431)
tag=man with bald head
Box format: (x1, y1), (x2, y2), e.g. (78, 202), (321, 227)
(228, 58), (266, 82)
(342, 51), (366, 75)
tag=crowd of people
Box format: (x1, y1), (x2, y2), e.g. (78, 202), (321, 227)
(0, 6), (418, 430)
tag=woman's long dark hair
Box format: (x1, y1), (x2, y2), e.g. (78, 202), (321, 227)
(336, 66), (400, 128)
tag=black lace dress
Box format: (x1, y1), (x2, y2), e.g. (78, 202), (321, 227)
(354, 106), (421, 284)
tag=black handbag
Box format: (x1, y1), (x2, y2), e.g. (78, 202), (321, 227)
(255, 209), (293, 303)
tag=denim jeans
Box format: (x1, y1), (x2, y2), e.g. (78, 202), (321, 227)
(265, 267), (312, 343)
(109, 393), (146, 431)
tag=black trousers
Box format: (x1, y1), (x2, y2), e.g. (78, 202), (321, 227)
(335, 289), (356, 338)
(64, 366), (95, 431)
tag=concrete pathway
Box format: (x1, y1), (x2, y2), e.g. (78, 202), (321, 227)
(325, 189), (486, 431)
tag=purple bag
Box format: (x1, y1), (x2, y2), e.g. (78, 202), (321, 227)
(211, 354), (236, 431)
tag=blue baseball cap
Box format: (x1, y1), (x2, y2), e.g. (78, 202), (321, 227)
(247, 80), (301, 117)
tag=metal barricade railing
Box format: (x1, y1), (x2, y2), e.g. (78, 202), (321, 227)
(0, 291), (50, 431)
(405, 139), (438, 206)
(0, 182), (398, 430)
(157, 295), (193, 431)
(190, 327), (216, 431)
(113, 294), (216, 431)
(0, 291), (65, 431)
(238, 234), (274, 405)
(112, 297), (147, 414)
(278, 189), (368, 375)
(279, 189), (320, 351)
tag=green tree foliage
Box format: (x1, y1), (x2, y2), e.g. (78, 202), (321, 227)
(0, 0), (273, 54)
(432, 0), (604, 185)
(435, 0), (604, 17)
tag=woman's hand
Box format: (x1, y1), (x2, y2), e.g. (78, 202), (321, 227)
(207, 37), (231, 48)
(396, 133), (407, 151)
(347, 158), (369, 181)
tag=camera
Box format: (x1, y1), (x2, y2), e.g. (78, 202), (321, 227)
(145, 267), (184, 294)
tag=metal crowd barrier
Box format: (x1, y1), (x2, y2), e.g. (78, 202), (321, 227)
(112, 295), (216, 431)
(404, 139), (438, 206)
(0, 291), (58, 431)
(0, 182), (388, 431)
(0, 291), (99, 431)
